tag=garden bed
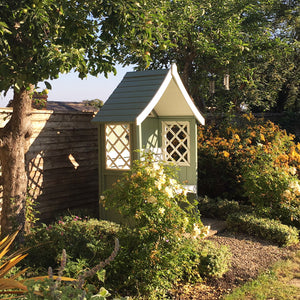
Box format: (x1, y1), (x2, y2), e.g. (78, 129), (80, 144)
(171, 230), (297, 299)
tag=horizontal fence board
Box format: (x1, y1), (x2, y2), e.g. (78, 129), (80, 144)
(28, 141), (98, 152)
(29, 177), (98, 192)
(37, 183), (98, 200)
(38, 191), (98, 212)
(33, 121), (97, 131)
(29, 135), (97, 145)
(30, 165), (98, 177)
(26, 149), (99, 160)
(31, 128), (97, 138)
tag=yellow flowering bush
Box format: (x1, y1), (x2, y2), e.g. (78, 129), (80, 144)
(102, 151), (227, 297)
(198, 114), (300, 226)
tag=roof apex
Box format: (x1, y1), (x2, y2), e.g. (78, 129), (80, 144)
(93, 64), (204, 125)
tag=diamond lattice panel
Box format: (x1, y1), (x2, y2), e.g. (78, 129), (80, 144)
(105, 124), (130, 170)
(162, 121), (190, 166)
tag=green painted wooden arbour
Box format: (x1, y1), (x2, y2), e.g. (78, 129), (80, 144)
(92, 64), (205, 218)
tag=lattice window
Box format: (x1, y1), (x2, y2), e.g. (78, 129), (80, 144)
(162, 121), (190, 166)
(105, 124), (131, 170)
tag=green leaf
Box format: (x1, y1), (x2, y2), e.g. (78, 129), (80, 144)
(96, 269), (106, 283)
(91, 287), (111, 299)
(44, 81), (52, 90)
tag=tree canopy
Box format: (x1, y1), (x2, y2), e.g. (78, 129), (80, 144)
(118, 0), (299, 113)
(0, 0), (169, 235)
(0, 0), (168, 93)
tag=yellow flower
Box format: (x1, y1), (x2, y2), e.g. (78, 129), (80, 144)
(233, 134), (240, 142)
(223, 151), (230, 158)
(192, 223), (201, 238)
(152, 162), (160, 171)
(183, 217), (189, 228)
(158, 207), (165, 215)
(289, 167), (297, 176)
(165, 186), (174, 198)
(243, 114), (251, 121)
(289, 180), (300, 196)
(145, 167), (151, 175)
(282, 189), (292, 199)
(169, 178), (177, 186)
(147, 196), (157, 204)
(155, 180), (162, 190)
(260, 133), (265, 142)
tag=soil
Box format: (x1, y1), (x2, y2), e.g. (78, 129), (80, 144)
(172, 230), (298, 299)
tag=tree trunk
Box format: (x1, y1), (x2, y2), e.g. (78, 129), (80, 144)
(0, 86), (33, 236)
(180, 52), (206, 112)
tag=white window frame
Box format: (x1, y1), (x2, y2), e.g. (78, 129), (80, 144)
(162, 121), (190, 166)
(105, 124), (131, 170)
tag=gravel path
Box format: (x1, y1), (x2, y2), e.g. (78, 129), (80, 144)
(173, 230), (296, 299)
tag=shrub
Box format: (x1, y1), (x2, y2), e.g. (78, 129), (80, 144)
(198, 196), (253, 220)
(197, 240), (231, 278)
(198, 113), (300, 227)
(24, 241), (120, 300)
(24, 216), (120, 279)
(102, 151), (213, 297)
(226, 213), (299, 247)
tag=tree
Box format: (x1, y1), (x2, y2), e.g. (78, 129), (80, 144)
(119, 0), (297, 113)
(0, 0), (167, 235)
(272, 0), (300, 112)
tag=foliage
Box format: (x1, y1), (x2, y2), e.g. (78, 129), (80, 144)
(82, 99), (104, 109)
(23, 240), (120, 300)
(102, 151), (213, 297)
(198, 196), (253, 220)
(24, 216), (120, 281)
(197, 241), (231, 278)
(197, 114), (300, 226)
(0, 0), (169, 93)
(274, 112), (300, 143)
(226, 213), (299, 247)
(120, 0), (299, 112)
(0, 231), (28, 296)
(25, 190), (40, 230)
(0, 231), (81, 299)
(0, 0), (170, 235)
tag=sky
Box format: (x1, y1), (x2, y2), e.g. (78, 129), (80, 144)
(0, 64), (135, 108)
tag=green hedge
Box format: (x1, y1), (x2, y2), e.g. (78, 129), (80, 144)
(226, 213), (299, 247)
(197, 240), (231, 278)
(24, 216), (120, 274)
(198, 196), (253, 220)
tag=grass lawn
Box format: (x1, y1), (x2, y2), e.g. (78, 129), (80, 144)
(224, 249), (300, 300)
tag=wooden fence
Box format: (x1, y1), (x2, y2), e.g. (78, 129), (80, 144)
(0, 108), (99, 223)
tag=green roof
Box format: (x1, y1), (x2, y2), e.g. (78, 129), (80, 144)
(93, 64), (204, 125)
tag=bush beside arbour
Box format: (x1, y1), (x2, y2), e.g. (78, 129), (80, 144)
(198, 196), (253, 220)
(197, 240), (231, 278)
(24, 216), (120, 278)
(197, 113), (300, 228)
(102, 151), (230, 298)
(226, 213), (299, 247)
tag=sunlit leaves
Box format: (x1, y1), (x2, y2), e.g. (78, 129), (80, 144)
(0, 0), (167, 92)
